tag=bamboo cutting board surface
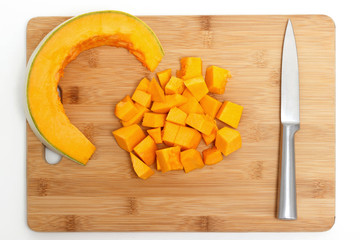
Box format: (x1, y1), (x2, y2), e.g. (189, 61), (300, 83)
(26, 15), (335, 232)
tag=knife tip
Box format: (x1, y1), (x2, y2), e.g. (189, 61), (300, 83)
(286, 19), (294, 32)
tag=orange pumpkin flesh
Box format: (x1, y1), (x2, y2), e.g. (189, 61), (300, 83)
(111, 57), (244, 179)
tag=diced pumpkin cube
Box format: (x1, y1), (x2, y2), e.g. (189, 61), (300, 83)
(156, 146), (183, 173)
(157, 69), (172, 89)
(174, 126), (202, 150)
(135, 77), (150, 92)
(148, 78), (165, 102)
(132, 90), (152, 108)
(185, 113), (214, 136)
(115, 95), (138, 121)
(215, 127), (242, 156)
(202, 128), (217, 145)
(180, 149), (204, 173)
(199, 95), (222, 118)
(202, 118), (218, 145)
(162, 121), (181, 146)
(147, 127), (162, 144)
(130, 152), (154, 180)
(133, 135), (157, 165)
(216, 101), (244, 128)
(166, 107), (187, 126)
(151, 94), (188, 113)
(130, 152), (154, 179)
(165, 76), (185, 95)
(203, 146), (223, 165)
(183, 76), (209, 101)
(112, 124), (146, 152)
(122, 103), (149, 127)
(178, 89), (204, 114)
(114, 101), (137, 122)
(142, 112), (166, 128)
(205, 66), (231, 94)
(176, 57), (202, 80)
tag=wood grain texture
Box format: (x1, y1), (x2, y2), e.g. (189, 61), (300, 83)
(26, 15), (335, 232)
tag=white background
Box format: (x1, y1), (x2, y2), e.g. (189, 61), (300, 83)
(0, 0), (358, 239)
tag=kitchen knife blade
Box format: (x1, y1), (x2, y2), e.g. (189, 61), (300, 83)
(278, 19), (300, 220)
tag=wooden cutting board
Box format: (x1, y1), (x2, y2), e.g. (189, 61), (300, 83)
(26, 15), (335, 232)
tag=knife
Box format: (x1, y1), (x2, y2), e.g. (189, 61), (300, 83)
(278, 19), (300, 220)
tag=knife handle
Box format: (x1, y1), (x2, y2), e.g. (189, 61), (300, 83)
(278, 123), (299, 220)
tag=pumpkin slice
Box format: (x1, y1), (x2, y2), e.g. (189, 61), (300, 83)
(25, 11), (164, 165)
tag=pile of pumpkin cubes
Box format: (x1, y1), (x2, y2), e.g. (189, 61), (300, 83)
(113, 57), (243, 179)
